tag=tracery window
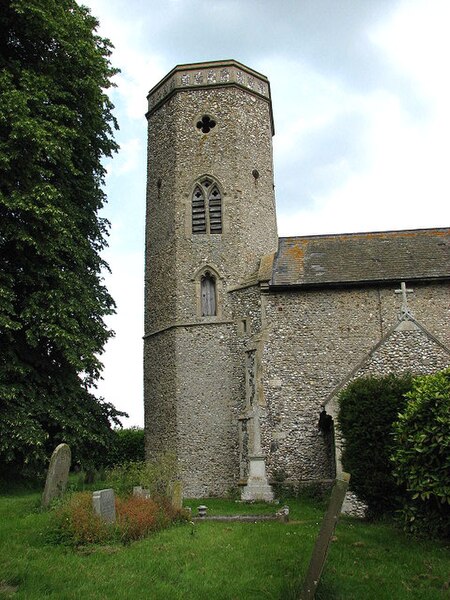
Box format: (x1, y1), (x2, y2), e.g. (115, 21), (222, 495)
(201, 271), (217, 316)
(192, 178), (222, 234)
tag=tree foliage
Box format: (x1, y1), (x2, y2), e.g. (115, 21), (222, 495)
(0, 0), (125, 476)
(338, 373), (413, 518)
(391, 368), (450, 538)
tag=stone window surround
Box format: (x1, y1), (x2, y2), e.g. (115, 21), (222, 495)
(193, 264), (223, 320)
(189, 175), (224, 237)
(201, 271), (217, 316)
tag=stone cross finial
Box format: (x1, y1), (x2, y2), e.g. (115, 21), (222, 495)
(395, 281), (414, 320)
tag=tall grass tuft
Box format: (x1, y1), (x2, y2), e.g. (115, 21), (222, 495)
(55, 491), (111, 545)
(105, 452), (177, 498)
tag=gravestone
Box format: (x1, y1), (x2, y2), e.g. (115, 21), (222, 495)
(92, 489), (116, 523)
(299, 473), (350, 600)
(41, 443), (71, 508)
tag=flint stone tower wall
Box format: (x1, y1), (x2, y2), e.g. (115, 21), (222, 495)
(144, 61), (278, 496)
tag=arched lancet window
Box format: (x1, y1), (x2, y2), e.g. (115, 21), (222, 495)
(208, 185), (222, 233)
(201, 271), (216, 316)
(192, 185), (206, 234)
(192, 178), (222, 234)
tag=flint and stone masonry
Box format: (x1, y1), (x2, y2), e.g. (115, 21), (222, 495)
(144, 60), (450, 499)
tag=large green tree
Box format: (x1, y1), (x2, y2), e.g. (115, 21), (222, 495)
(0, 0), (125, 477)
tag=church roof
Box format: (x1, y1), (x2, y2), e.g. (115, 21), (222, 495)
(270, 228), (450, 288)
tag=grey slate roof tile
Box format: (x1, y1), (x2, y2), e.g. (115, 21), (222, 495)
(270, 228), (450, 287)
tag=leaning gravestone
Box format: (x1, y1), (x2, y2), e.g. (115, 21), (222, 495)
(92, 489), (116, 523)
(41, 443), (71, 508)
(299, 472), (350, 600)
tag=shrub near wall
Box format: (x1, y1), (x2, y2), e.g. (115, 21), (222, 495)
(391, 368), (450, 538)
(111, 427), (145, 465)
(105, 454), (177, 498)
(338, 374), (413, 518)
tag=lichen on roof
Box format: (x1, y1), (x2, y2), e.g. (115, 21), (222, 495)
(271, 228), (450, 287)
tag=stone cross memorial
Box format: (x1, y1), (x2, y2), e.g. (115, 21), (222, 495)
(92, 488), (116, 523)
(41, 443), (71, 508)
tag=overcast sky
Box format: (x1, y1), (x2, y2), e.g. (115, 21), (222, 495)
(82, 0), (450, 426)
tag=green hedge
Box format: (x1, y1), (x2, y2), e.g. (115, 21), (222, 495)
(110, 427), (145, 465)
(338, 373), (413, 518)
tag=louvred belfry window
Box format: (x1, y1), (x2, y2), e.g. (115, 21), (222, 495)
(208, 186), (222, 233)
(192, 185), (206, 233)
(192, 178), (222, 234)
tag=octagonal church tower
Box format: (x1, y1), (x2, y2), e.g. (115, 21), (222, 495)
(144, 60), (278, 496)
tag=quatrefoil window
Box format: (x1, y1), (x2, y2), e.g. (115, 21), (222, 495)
(196, 115), (216, 133)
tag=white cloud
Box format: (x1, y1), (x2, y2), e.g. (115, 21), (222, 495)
(276, 1), (450, 236)
(108, 137), (142, 176)
(268, 58), (351, 160)
(113, 56), (165, 121)
(84, 0), (166, 120)
(278, 83), (450, 237)
(370, 0), (450, 108)
(95, 250), (144, 427)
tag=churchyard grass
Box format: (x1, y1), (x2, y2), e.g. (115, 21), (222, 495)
(0, 483), (448, 599)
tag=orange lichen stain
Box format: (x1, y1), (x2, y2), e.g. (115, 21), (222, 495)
(352, 230), (447, 240)
(285, 240), (308, 275)
(286, 243), (306, 259)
